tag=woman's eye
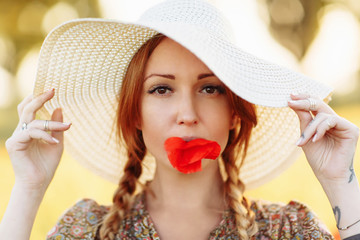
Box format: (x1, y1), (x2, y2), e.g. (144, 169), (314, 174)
(204, 86), (216, 94)
(148, 86), (172, 95)
(201, 85), (224, 95)
(155, 87), (168, 94)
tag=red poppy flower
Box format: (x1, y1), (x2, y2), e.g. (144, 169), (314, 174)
(164, 137), (221, 174)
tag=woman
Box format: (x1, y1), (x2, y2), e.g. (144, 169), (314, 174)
(1, 0), (360, 239)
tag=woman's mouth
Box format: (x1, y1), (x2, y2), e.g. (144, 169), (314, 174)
(164, 137), (221, 174)
(180, 136), (198, 142)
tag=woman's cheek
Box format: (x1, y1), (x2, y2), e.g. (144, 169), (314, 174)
(140, 100), (172, 158)
(198, 100), (232, 150)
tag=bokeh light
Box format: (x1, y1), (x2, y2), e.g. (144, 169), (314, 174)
(98, 0), (163, 21)
(269, 0), (304, 25)
(213, 0), (301, 71)
(302, 4), (360, 95)
(0, 67), (15, 108)
(0, 35), (16, 68)
(41, 2), (79, 34)
(16, 47), (40, 99)
(17, 2), (48, 35)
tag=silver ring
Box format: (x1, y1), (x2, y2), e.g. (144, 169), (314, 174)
(307, 98), (317, 111)
(44, 120), (49, 131)
(21, 122), (28, 131)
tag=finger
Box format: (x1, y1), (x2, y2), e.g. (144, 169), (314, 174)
(26, 118), (71, 132)
(16, 128), (59, 145)
(312, 116), (337, 142)
(296, 113), (330, 146)
(288, 102), (313, 131)
(288, 99), (314, 146)
(290, 93), (332, 104)
(289, 93), (311, 99)
(17, 95), (33, 118)
(289, 93), (335, 115)
(51, 108), (67, 143)
(20, 88), (55, 124)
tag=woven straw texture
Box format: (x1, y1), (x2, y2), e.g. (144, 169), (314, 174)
(33, 0), (332, 189)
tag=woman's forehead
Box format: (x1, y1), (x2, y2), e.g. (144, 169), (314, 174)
(144, 37), (213, 76)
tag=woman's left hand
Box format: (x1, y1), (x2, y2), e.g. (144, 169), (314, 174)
(288, 93), (359, 185)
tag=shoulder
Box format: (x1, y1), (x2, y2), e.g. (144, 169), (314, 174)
(251, 200), (334, 239)
(46, 199), (109, 240)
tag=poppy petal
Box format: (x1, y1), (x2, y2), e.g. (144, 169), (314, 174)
(164, 137), (221, 174)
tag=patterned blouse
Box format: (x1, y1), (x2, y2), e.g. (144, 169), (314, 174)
(47, 192), (334, 239)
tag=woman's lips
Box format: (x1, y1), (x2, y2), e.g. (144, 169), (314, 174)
(164, 137), (221, 174)
(181, 136), (198, 142)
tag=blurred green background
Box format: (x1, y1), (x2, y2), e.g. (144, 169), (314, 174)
(1, 0), (360, 239)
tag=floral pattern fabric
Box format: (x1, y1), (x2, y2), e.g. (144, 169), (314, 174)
(47, 193), (334, 240)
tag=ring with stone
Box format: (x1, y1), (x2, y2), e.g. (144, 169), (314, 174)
(21, 122), (28, 131)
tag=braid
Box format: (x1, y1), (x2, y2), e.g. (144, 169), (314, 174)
(223, 143), (257, 239)
(100, 130), (146, 240)
(99, 34), (166, 239)
(221, 88), (258, 238)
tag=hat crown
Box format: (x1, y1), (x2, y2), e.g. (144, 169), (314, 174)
(137, 0), (235, 41)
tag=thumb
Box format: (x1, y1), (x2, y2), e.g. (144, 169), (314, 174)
(51, 108), (64, 143)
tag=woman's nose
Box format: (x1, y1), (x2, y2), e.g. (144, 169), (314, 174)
(176, 95), (199, 126)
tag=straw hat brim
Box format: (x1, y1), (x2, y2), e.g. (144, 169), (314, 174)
(33, 18), (332, 189)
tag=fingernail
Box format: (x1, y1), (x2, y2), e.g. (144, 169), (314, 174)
(312, 133), (318, 142)
(52, 137), (60, 143)
(288, 100), (297, 104)
(62, 122), (71, 126)
(296, 134), (304, 146)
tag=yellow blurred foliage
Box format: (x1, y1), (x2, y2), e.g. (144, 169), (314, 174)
(0, 104), (359, 240)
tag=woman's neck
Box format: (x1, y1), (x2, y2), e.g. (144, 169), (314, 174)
(146, 160), (226, 211)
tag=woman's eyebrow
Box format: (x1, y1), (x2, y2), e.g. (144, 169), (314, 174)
(198, 73), (215, 79)
(144, 73), (215, 81)
(144, 74), (175, 81)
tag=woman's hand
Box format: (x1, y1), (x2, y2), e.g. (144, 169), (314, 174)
(288, 93), (359, 185)
(5, 89), (71, 192)
(1, 89), (71, 240)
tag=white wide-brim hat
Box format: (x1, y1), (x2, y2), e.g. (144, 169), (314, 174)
(33, 0), (332, 189)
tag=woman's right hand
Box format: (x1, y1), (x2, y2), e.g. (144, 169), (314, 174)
(5, 89), (71, 192)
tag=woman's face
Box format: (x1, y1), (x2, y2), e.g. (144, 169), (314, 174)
(140, 37), (234, 172)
